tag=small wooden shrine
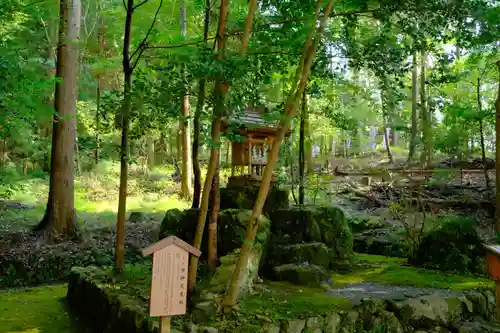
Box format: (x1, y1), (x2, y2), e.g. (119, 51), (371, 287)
(222, 107), (291, 186)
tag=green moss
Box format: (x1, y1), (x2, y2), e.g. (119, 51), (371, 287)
(274, 263), (330, 286)
(0, 285), (74, 333)
(266, 243), (331, 269)
(239, 282), (351, 321)
(332, 253), (493, 290)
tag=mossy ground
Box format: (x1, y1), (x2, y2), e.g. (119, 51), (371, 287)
(333, 254), (493, 290)
(0, 285), (75, 333)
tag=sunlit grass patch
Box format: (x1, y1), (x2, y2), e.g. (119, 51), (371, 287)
(0, 285), (73, 333)
(332, 253), (493, 290)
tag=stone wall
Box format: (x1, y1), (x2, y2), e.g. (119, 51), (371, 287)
(67, 267), (500, 333)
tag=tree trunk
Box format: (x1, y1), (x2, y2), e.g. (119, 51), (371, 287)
(75, 119), (82, 176)
(207, 158), (220, 274)
(95, 19), (104, 165)
(419, 47), (430, 168)
(477, 78), (491, 192)
(34, 0), (81, 238)
(115, 0), (134, 273)
(147, 135), (155, 169)
(299, 89), (306, 205)
(407, 52), (418, 163)
(222, 0), (334, 310)
(304, 108), (313, 174)
(192, 0), (210, 209)
(381, 90), (394, 164)
(225, 141), (230, 165)
(494, 61), (500, 232)
(95, 77), (101, 165)
(187, 0), (229, 294)
(180, 0), (192, 199)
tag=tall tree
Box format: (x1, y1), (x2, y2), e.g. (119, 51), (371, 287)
(180, 0), (192, 199)
(407, 52), (418, 163)
(192, 0), (211, 208)
(35, 0), (81, 238)
(223, 0), (334, 309)
(495, 61), (500, 232)
(476, 76), (491, 190)
(299, 89), (307, 205)
(115, 0), (163, 273)
(187, 0), (258, 293)
(419, 47), (431, 167)
(187, 0), (230, 294)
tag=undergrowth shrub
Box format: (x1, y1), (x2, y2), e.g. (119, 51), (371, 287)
(409, 215), (484, 274)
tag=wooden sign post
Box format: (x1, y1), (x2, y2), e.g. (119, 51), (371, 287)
(484, 244), (500, 321)
(142, 236), (201, 333)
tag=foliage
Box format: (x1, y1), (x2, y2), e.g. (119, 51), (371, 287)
(410, 215), (485, 274)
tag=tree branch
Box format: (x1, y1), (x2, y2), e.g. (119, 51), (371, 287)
(133, 0), (150, 10)
(130, 0), (164, 69)
(23, 0), (46, 7)
(122, 0), (127, 10)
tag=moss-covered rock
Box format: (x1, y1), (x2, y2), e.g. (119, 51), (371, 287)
(219, 185), (289, 214)
(159, 208), (270, 261)
(262, 206), (353, 282)
(409, 216), (484, 274)
(266, 243), (331, 269)
(273, 264), (330, 286)
(67, 267), (153, 333)
(268, 206), (352, 259)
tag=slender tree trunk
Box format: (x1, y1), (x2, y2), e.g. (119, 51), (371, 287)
(477, 78), (491, 191)
(407, 52), (418, 163)
(419, 47), (430, 168)
(207, 158), (220, 274)
(223, 0), (334, 309)
(147, 135), (155, 169)
(299, 89), (306, 205)
(192, 0), (211, 209)
(34, 0), (81, 238)
(95, 20), (105, 165)
(381, 89), (394, 164)
(75, 119), (82, 176)
(95, 77), (101, 165)
(115, 0), (134, 273)
(304, 109), (313, 173)
(494, 61), (500, 232)
(180, 0), (192, 199)
(187, 0), (229, 294)
(225, 141), (230, 165)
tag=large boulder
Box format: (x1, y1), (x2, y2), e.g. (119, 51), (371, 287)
(268, 206), (352, 258)
(261, 206), (353, 281)
(265, 242), (331, 269)
(219, 185), (289, 214)
(159, 208), (270, 260)
(273, 263), (330, 286)
(410, 216), (484, 274)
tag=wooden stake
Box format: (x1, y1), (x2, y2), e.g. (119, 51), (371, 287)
(160, 316), (171, 333)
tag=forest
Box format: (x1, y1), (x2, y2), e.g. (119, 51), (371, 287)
(1, 0), (500, 332)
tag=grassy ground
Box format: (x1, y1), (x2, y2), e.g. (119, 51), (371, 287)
(333, 254), (493, 290)
(0, 285), (75, 333)
(0, 162), (193, 232)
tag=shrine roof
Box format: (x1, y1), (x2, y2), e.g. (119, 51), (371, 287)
(224, 107), (280, 134)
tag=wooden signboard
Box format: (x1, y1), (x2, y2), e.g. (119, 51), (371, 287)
(484, 244), (500, 321)
(142, 236), (201, 333)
